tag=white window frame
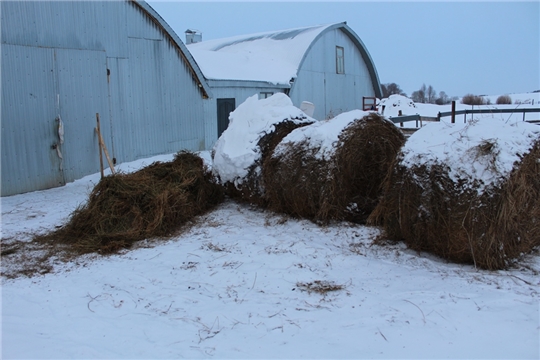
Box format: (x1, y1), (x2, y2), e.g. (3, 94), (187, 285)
(259, 92), (274, 99)
(336, 46), (345, 74)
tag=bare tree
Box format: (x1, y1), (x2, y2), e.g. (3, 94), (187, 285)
(496, 95), (512, 104)
(435, 91), (450, 105)
(381, 83), (406, 98)
(461, 94), (486, 105)
(411, 84), (426, 103)
(426, 85), (437, 104)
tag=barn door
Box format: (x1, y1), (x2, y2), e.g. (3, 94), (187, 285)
(55, 48), (111, 182)
(0, 44), (66, 196)
(217, 98), (235, 138)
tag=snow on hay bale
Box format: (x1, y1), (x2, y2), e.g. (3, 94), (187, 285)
(369, 118), (540, 270)
(263, 111), (406, 223)
(36, 151), (224, 254)
(378, 94), (418, 117)
(212, 93), (315, 205)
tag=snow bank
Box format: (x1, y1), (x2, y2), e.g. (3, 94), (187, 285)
(274, 109), (374, 160)
(379, 94), (418, 117)
(212, 93), (314, 186)
(467, 91), (540, 106)
(401, 118), (540, 193)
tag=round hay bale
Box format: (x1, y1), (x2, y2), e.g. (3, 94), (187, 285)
(212, 93), (314, 205)
(35, 151), (224, 254)
(263, 111), (405, 224)
(369, 119), (540, 270)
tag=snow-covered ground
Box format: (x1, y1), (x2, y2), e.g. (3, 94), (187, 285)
(379, 92), (540, 123)
(480, 92), (540, 106)
(2, 93), (540, 358)
(2, 150), (539, 359)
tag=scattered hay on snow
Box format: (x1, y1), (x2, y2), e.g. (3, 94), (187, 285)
(35, 151), (224, 254)
(296, 280), (345, 294)
(212, 93), (314, 205)
(369, 118), (540, 270)
(264, 111), (405, 224)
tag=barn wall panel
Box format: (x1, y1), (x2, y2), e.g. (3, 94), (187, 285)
(1, 45), (64, 196)
(291, 28), (376, 120)
(1, 1), (128, 58)
(1, 1), (210, 195)
(54, 48), (111, 183)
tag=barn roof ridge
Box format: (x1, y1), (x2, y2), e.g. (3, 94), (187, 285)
(132, 0), (213, 99)
(186, 21), (381, 97)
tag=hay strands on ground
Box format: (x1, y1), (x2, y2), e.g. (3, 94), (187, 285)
(34, 151), (224, 255)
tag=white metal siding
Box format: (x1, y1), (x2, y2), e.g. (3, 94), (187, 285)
(1, 1), (208, 196)
(1, 1), (128, 58)
(55, 48), (111, 183)
(1, 45), (65, 195)
(291, 29), (376, 120)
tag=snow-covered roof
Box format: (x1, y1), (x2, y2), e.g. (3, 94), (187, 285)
(187, 21), (381, 95)
(187, 23), (334, 85)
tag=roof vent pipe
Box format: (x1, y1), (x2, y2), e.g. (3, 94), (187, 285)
(185, 29), (202, 44)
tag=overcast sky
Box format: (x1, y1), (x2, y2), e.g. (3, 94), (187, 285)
(147, 1), (539, 98)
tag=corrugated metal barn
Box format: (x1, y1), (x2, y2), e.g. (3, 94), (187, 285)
(1, 0), (212, 196)
(187, 22), (382, 138)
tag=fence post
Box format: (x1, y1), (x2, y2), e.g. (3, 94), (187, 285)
(451, 101), (455, 124)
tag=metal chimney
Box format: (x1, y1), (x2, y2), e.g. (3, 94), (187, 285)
(185, 29), (202, 44)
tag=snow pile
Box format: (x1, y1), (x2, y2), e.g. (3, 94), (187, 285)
(379, 94), (418, 117)
(274, 109), (374, 160)
(401, 118), (540, 193)
(212, 93), (314, 187)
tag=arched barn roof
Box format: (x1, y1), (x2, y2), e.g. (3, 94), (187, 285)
(132, 0), (212, 98)
(187, 21), (382, 97)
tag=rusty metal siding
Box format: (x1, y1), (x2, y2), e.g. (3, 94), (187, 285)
(1, 0), (209, 196)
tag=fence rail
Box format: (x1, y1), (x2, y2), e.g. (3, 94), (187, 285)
(389, 107), (540, 127)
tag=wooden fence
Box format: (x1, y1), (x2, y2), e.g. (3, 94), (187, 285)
(389, 106), (540, 128)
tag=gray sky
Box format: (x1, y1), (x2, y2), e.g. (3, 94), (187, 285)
(147, 1), (539, 98)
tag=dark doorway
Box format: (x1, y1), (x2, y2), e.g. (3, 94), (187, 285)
(217, 98), (235, 138)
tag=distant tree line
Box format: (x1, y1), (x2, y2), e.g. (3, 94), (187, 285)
(461, 94), (515, 105)
(381, 83), (457, 105)
(382, 83), (520, 106)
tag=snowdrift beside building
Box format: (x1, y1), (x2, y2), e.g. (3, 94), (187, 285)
(212, 93), (315, 205)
